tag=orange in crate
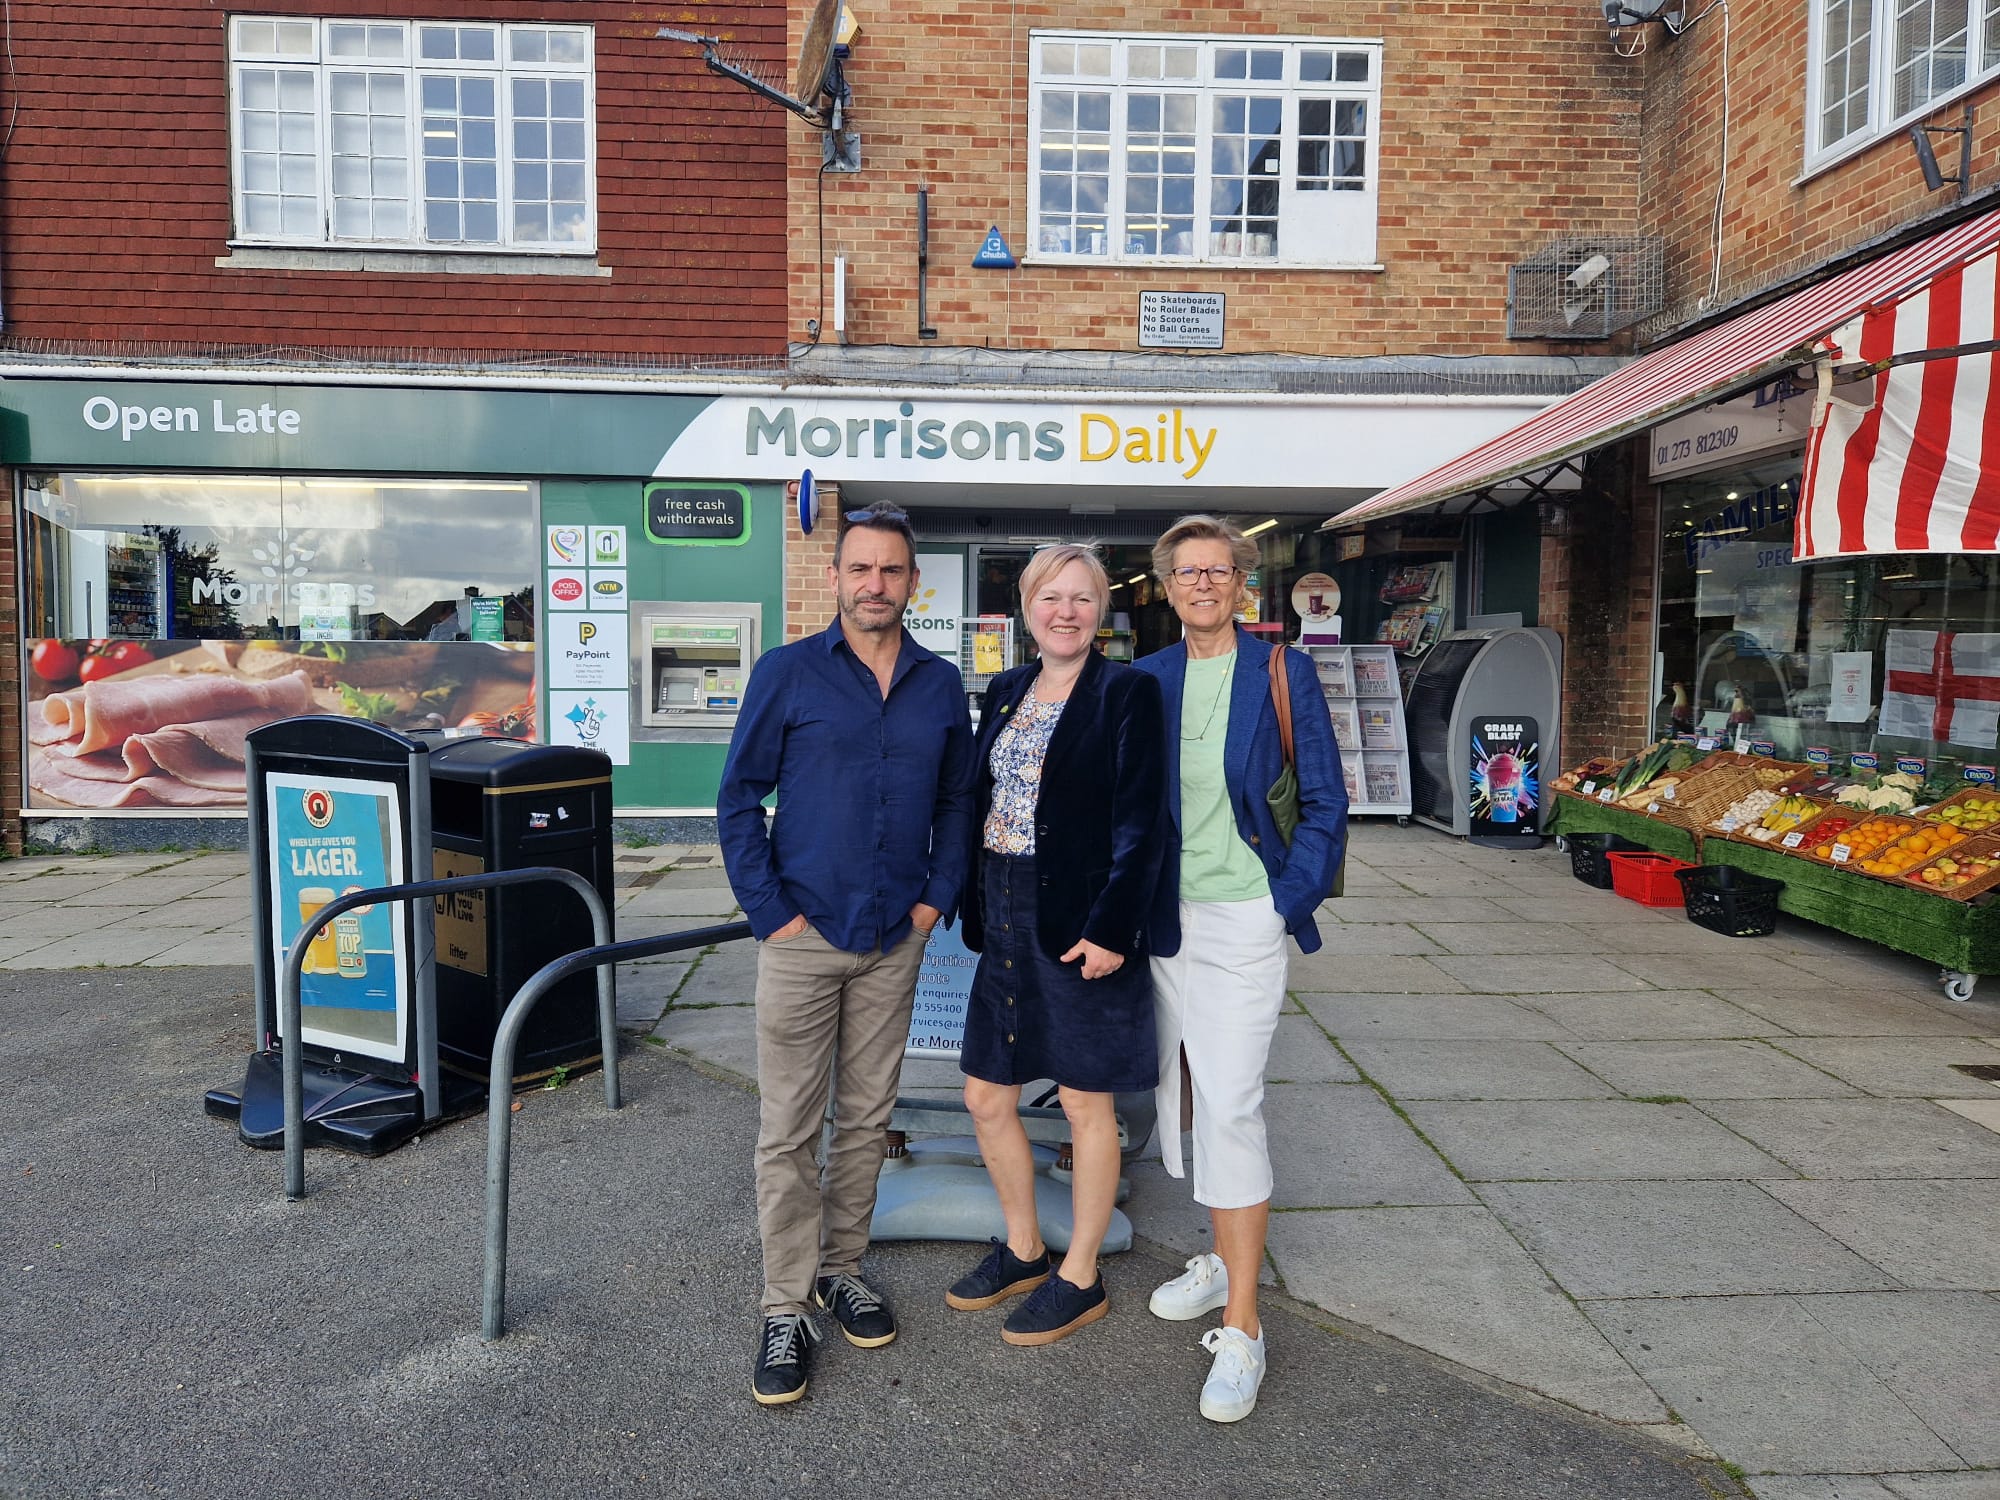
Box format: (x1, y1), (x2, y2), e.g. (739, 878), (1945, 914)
(1859, 823), (1965, 876)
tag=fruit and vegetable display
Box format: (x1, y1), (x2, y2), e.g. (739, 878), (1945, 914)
(1907, 845), (2000, 892)
(1809, 815), (1915, 861)
(1857, 822), (1965, 876)
(1923, 792), (2000, 832)
(1708, 788), (1779, 831)
(1834, 771), (1922, 813)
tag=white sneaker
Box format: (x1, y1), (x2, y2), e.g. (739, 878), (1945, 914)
(1199, 1325), (1266, 1423)
(1149, 1251), (1228, 1321)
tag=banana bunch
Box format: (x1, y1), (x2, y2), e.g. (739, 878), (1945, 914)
(1759, 794), (1820, 832)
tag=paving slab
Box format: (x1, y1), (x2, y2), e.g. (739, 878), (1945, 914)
(1554, 1039), (1861, 1099)
(1344, 1039), (1614, 1100)
(1265, 1206), (1668, 1423)
(667, 941), (761, 1008)
(1793, 1290), (2000, 1465)
(1560, 919), (1787, 956)
(1427, 953), (1654, 993)
(1707, 988), (1993, 1038)
(0, 904), (146, 941)
(1294, 922), (1443, 957)
(1478, 1181), (1898, 1298)
(0, 872), (131, 902)
(1772, 1036), (2000, 1097)
(1607, 950), (1828, 993)
(616, 884), (744, 919)
(1586, 1296), (1964, 1474)
(141, 933), (255, 967)
(60, 874), (244, 906)
(1296, 992), (1572, 1040)
(1406, 921), (1603, 955)
(1264, 1082), (1474, 1208)
(1739, 1476), (1897, 1500)
(1, 929), (194, 968)
(650, 1004), (759, 1082)
(1933, 1097), (2000, 1133)
(1326, 896), (1524, 924)
(1403, 1100), (1794, 1181)
(1262, 1012), (1360, 1083)
(1698, 1098), (2000, 1177)
(1757, 1179), (2000, 1291)
(1783, 947), (1965, 995)
(1277, 953), (1467, 992)
(1884, 1474), (2000, 1498)
(1515, 990), (1792, 1040)
(612, 959), (698, 1032)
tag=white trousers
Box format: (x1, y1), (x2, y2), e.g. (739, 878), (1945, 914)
(1150, 895), (1290, 1210)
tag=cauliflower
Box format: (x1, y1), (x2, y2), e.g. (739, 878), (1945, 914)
(1866, 785), (1915, 812)
(1837, 785), (1874, 807)
(1880, 771), (1922, 790)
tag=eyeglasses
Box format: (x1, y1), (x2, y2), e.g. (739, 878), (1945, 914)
(845, 506), (910, 524)
(1168, 565), (1239, 586)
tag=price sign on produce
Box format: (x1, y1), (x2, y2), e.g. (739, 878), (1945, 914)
(1581, 780), (1598, 796)
(1782, 832), (1805, 848)
(1663, 785), (1677, 800)
(1647, 803), (1661, 814)
(1718, 817), (1740, 832)
(1698, 737), (1718, 750)
(1831, 844), (1852, 863)
(1598, 787), (1616, 802)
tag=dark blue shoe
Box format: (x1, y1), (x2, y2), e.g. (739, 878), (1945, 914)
(947, 1238), (1051, 1311)
(1001, 1270), (1107, 1346)
(814, 1273), (897, 1348)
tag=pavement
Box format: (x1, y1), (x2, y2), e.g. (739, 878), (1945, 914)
(1, 824), (1997, 1499)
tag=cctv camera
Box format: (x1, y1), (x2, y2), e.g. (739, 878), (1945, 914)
(1566, 253), (1612, 289)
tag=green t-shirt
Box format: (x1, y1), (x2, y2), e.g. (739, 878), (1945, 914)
(1178, 652), (1270, 902)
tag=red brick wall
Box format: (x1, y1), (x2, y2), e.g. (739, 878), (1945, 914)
(788, 4), (1643, 355)
(1638, 8), (2000, 327)
(0, 0), (789, 358)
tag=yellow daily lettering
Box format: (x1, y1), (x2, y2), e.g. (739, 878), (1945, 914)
(1077, 409), (1216, 478)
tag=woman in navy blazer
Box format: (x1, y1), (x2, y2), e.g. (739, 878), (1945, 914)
(945, 544), (1169, 1348)
(1132, 514), (1347, 1424)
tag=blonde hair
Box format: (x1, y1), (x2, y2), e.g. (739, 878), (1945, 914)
(1019, 543), (1110, 631)
(1152, 514), (1257, 582)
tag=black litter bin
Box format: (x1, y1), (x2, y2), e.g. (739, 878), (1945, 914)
(422, 735), (614, 1082)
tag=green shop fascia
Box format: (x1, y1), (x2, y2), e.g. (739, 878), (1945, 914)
(0, 376), (782, 822)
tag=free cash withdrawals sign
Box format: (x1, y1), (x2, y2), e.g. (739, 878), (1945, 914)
(265, 771), (411, 1062)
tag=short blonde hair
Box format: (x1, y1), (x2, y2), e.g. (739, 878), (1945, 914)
(1019, 543), (1110, 630)
(1152, 514), (1258, 582)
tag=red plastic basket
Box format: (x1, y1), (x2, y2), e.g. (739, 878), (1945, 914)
(1606, 850), (1696, 908)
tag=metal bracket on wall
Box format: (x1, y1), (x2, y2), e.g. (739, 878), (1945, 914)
(916, 187), (939, 340)
(822, 128), (861, 173)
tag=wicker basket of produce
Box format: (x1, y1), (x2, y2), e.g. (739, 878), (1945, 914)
(1796, 811), (1922, 866)
(1917, 788), (2000, 833)
(1723, 793), (1827, 845)
(1898, 833), (2000, 899)
(1854, 820), (1974, 880)
(1666, 766), (1765, 829)
(1553, 758), (1620, 795)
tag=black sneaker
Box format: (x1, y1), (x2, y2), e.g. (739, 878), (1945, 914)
(752, 1312), (819, 1405)
(946, 1238), (1051, 1311)
(814, 1273), (897, 1348)
(1001, 1270), (1108, 1346)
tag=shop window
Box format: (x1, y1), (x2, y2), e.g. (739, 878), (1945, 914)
(229, 16), (594, 252)
(1029, 32), (1381, 267)
(1808, 0), (1993, 167)
(1657, 456), (2000, 774)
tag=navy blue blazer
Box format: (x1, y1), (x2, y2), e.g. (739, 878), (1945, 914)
(963, 650), (1169, 961)
(1133, 629), (1348, 956)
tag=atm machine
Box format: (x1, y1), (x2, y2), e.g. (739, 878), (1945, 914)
(633, 603), (761, 737)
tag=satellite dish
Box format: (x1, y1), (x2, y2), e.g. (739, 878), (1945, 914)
(794, 0), (840, 105)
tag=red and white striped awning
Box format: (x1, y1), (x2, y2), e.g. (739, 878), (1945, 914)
(1334, 207), (2000, 529)
(1796, 240), (2000, 558)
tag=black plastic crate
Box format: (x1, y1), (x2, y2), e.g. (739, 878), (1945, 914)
(1675, 864), (1783, 938)
(1567, 831), (1643, 889)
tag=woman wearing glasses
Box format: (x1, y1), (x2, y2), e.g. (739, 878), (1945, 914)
(947, 543), (1169, 1346)
(1133, 514), (1347, 1423)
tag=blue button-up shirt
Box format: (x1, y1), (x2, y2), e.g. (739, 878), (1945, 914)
(717, 619), (975, 953)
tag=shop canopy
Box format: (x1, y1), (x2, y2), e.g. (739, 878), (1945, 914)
(1331, 207), (2000, 543)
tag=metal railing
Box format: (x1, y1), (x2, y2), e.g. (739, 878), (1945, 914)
(479, 919), (750, 1340)
(278, 867), (616, 1200)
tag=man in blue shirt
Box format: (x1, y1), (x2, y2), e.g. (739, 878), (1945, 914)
(718, 502), (974, 1406)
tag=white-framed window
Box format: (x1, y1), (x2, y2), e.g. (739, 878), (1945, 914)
(229, 16), (595, 252)
(1807, 1), (2000, 167)
(1028, 32), (1381, 268)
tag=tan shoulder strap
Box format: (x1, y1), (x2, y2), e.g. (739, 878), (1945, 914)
(1268, 645), (1296, 767)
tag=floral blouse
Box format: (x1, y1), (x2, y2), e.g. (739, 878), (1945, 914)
(982, 688), (1067, 855)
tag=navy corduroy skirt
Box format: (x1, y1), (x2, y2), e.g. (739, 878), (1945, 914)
(959, 851), (1158, 1093)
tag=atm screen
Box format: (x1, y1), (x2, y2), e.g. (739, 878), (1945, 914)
(654, 646), (740, 666)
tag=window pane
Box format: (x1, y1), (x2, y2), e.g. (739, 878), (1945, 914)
(466, 201), (499, 241)
(236, 19), (277, 55)
(548, 31), (587, 65)
(420, 25), (457, 60)
(1248, 96), (1281, 134)
(328, 23), (367, 59)
(1163, 48), (1197, 79)
(1891, 0), (1968, 118)
(1042, 91), (1074, 130)
(1078, 93), (1110, 131)
(1249, 48), (1283, 80)
(1336, 99), (1367, 135)
(512, 28), (546, 63)
(1129, 44), (1162, 80)
(1301, 98), (1331, 134)
(1300, 50), (1332, 82)
(1040, 41), (1075, 75)
(1076, 44), (1111, 76)
(1215, 48), (1247, 79)
(276, 20), (314, 55)
(1336, 51), (1370, 82)
(1128, 94), (1160, 131)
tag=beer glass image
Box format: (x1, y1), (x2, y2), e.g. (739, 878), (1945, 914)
(298, 886), (338, 974)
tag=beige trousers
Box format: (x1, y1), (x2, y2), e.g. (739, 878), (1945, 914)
(753, 923), (927, 1315)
